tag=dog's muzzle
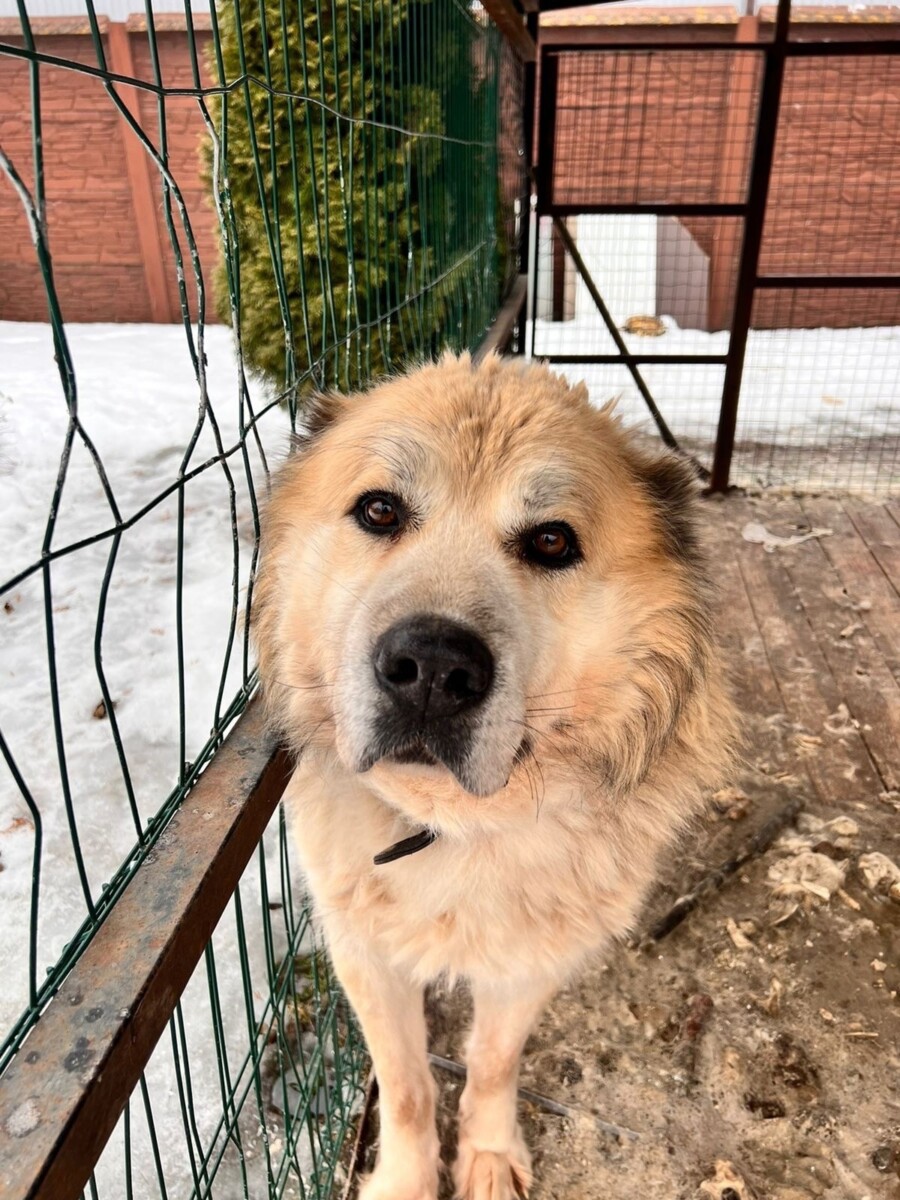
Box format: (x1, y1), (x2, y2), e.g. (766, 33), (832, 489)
(366, 615), (494, 775)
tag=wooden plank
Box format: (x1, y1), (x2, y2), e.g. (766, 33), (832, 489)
(699, 500), (821, 812)
(0, 700), (292, 1200)
(480, 0), (537, 62)
(844, 499), (900, 602)
(640, 499), (816, 905)
(775, 499), (900, 792)
(699, 499), (785, 717)
(105, 23), (175, 324)
(728, 496), (881, 807)
(802, 497), (900, 687)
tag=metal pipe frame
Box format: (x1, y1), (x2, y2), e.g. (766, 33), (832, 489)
(534, 8), (899, 491)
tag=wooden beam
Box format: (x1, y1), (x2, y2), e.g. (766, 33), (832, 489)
(480, 0), (536, 62)
(0, 700), (292, 1200)
(105, 22), (175, 323)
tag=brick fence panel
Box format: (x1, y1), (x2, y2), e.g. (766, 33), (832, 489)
(0, 19), (220, 324)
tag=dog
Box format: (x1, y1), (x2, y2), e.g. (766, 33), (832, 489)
(254, 353), (736, 1200)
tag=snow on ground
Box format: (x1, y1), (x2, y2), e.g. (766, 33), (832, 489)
(1, 315), (897, 1194)
(0, 321), (295, 1196)
(533, 315), (900, 459)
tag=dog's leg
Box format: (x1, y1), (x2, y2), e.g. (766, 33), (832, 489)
(330, 946), (439, 1200)
(454, 976), (556, 1200)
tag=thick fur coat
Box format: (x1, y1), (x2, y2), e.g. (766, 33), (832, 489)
(254, 354), (736, 1200)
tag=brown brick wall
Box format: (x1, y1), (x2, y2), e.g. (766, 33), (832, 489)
(0, 19), (219, 324)
(551, 49), (746, 209)
(2, 13), (898, 329)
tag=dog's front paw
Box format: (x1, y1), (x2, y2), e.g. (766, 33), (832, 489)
(453, 1132), (532, 1200)
(358, 1159), (439, 1200)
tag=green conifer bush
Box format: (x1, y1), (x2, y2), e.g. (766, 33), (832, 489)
(209, 0), (506, 395)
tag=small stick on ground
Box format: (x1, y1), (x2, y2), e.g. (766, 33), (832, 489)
(646, 798), (803, 942)
(673, 993), (715, 1087)
(427, 1053), (639, 1141)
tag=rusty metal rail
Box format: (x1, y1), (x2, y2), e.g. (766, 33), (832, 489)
(0, 701), (292, 1200)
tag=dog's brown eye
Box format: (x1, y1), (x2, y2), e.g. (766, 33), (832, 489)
(522, 523), (581, 570)
(535, 530), (567, 556)
(354, 492), (406, 535)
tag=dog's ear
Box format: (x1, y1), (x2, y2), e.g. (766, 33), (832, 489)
(291, 390), (351, 450)
(632, 448), (702, 566)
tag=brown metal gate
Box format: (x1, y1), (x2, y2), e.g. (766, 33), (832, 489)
(530, 0), (900, 494)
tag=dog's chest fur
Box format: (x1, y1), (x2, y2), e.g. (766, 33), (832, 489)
(285, 759), (652, 986)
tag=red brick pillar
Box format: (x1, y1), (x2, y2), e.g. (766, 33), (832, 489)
(708, 14), (759, 332)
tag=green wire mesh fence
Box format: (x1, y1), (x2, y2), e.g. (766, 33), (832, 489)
(0, 1), (525, 1194)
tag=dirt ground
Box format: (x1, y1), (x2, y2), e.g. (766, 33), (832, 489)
(352, 492), (900, 1200)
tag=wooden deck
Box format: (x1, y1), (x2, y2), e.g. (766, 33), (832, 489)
(705, 492), (900, 813)
(422, 491), (900, 1200)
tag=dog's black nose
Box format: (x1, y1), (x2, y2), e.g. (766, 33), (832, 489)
(374, 616), (493, 719)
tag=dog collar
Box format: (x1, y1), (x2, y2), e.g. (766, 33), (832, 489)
(373, 827), (438, 865)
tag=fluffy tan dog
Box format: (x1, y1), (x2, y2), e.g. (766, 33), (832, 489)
(254, 353), (735, 1200)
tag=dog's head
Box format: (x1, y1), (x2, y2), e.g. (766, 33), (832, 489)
(255, 354), (731, 828)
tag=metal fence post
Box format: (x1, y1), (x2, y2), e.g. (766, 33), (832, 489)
(710, 0), (792, 492)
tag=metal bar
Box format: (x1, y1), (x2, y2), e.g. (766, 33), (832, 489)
(708, 14), (759, 331)
(515, 9), (538, 355)
(711, 0), (792, 493)
(480, 0), (536, 63)
(544, 202), (748, 217)
(551, 219), (566, 321)
(0, 700), (292, 1200)
(550, 214), (680, 452)
(782, 38), (900, 56)
(474, 275), (528, 362)
(535, 0), (612, 10)
(541, 354), (729, 366)
(539, 38), (900, 53)
(529, 44), (560, 358)
(757, 274), (900, 289)
(526, 194), (538, 359)
(543, 39), (758, 52)
(535, 47), (558, 215)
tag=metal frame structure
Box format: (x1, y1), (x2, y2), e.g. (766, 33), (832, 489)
(531, 0), (900, 491)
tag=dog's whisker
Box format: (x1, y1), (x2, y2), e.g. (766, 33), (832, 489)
(526, 745), (546, 822)
(525, 684), (610, 702)
(300, 562), (377, 614)
(505, 718), (574, 762)
(514, 718), (597, 769)
(271, 678), (336, 693)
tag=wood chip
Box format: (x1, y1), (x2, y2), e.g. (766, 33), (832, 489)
(761, 978), (783, 1016)
(726, 917), (753, 950)
(839, 622), (863, 638)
